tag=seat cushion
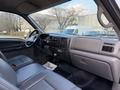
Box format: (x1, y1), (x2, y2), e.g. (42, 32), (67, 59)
(20, 70), (81, 90)
(16, 63), (46, 85)
(8, 55), (33, 70)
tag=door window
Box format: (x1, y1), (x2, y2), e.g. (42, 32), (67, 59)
(0, 12), (34, 39)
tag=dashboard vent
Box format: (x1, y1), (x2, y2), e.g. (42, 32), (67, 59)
(102, 46), (114, 52)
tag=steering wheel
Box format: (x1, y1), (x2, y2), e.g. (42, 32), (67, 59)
(25, 30), (40, 47)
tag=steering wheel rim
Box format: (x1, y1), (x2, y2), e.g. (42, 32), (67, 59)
(25, 30), (40, 47)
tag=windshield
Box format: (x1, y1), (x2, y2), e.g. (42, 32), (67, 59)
(30, 0), (118, 39)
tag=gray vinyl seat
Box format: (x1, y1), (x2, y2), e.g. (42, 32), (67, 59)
(8, 55), (34, 70)
(0, 51), (34, 70)
(0, 58), (82, 90)
(16, 63), (46, 85)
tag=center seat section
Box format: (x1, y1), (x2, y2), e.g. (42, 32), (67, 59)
(0, 58), (82, 90)
(16, 63), (46, 85)
(19, 69), (81, 90)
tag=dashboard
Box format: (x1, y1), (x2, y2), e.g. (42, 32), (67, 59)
(38, 33), (120, 83)
(48, 35), (70, 49)
(38, 34), (71, 62)
(39, 33), (71, 49)
(70, 37), (120, 83)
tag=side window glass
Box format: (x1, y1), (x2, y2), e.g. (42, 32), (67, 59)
(0, 12), (34, 39)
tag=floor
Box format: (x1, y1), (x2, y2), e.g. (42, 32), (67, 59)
(54, 63), (113, 90)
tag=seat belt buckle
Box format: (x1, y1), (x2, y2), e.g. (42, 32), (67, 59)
(11, 64), (17, 69)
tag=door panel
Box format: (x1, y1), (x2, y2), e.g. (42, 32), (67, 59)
(0, 38), (25, 52)
(0, 38), (34, 60)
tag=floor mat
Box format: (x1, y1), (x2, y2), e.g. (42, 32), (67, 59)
(54, 63), (113, 90)
(83, 77), (113, 90)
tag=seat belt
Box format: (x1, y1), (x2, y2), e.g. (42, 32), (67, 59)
(0, 51), (7, 61)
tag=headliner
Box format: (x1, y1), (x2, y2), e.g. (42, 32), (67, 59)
(0, 0), (70, 15)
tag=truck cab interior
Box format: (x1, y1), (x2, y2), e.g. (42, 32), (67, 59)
(0, 0), (120, 90)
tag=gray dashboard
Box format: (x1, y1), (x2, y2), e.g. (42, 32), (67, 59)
(40, 33), (120, 83)
(69, 37), (120, 83)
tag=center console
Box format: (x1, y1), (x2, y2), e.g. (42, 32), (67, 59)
(48, 35), (70, 49)
(39, 34), (71, 63)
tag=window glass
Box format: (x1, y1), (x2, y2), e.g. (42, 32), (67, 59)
(115, 0), (120, 8)
(0, 12), (34, 39)
(30, 0), (117, 39)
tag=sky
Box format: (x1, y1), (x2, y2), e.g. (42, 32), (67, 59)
(35, 0), (97, 15)
(33, 0), (120, 15)
(60, 0), (97, 11)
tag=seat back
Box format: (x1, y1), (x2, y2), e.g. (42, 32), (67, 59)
(0, 76), (19, 90)
(0, 58), (17, 85)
